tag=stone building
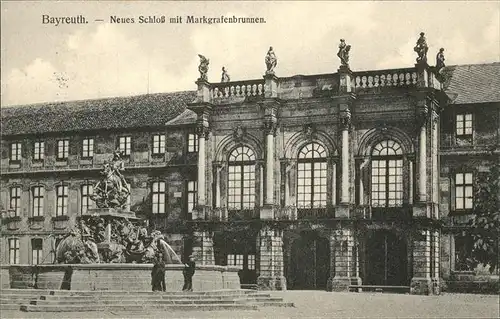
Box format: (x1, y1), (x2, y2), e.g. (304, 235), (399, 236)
(1, 49), (498, 294)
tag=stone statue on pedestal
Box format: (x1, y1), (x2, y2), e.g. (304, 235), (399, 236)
(436, 48), (445, 72)
(265, 46), (277, 74)
(198, 54), (210, 81)
(337, 39), (351, 68)
(221, 67), (230, 82)
(414, 32), (429, 64)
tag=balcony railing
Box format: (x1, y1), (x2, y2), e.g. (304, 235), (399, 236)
(227, 208), (259, 221)
(370, 206), (412, 220)
(353, 68), (417, 92)
(297, 207), (335, 219)
(274, 206), (297, 220)
(353, 205), (372, 219)
(210, 79), (265, 100)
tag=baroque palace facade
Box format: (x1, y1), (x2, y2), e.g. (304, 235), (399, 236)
(1, 44), (499, 294)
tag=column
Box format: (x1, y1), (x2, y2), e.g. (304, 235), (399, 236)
(257, 227), (287, 290)
(341, 128), (349, 203)
(213, 163), (222, 208)
(409, 160), (414, 204)
(265, 129), (274, 205)
(432, 116), (439, 218)
(197, 129), (206, 207)
(410, 229), (433, 295)
(187, 78), (212, 219)
(418, 123), (427, 202)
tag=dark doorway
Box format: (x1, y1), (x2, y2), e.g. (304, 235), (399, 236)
(365, 230), (408, 286)
(213, 231), (257, 286)
(289, 232), (330, 290)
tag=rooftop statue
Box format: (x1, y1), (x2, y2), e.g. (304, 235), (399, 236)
(198, 54), (210, 81)
(221, 66), (230, 82)
(265, 46), (277, 74)
(414, 32), (429, 64)
(436, 48), (445, 72)
(337, 39), (351, 68)
(91, 149), (130, 209)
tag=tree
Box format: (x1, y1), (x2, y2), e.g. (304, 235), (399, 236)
(468, 161), (500, 273)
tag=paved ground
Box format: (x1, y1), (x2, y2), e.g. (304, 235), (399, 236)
(2, 291), (499, 319)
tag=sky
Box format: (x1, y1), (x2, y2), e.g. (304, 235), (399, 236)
(1, 1), (499, 106)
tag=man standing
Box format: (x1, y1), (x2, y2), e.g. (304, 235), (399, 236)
(152, 253), (166, 292)
(182, 255), (196, 291)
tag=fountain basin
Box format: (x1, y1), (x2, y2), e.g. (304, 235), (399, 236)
(2, 264), (241, 291)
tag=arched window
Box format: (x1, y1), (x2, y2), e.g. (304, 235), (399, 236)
(228, 146), (256, 210)
(297, 142), (327, 208)
(371, 140), (403, 207)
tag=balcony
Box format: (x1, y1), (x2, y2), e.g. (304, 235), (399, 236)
(355, 205), (412, 221)
(227, 208), (259, 221)
(297, 206), (335, 220)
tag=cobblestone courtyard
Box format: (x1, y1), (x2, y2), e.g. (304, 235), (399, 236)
(3, 291), (499, 319)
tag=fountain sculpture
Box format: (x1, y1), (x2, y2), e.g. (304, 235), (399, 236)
(55, 150), (182, 265)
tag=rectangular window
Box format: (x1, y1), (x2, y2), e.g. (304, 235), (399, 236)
(82, 138), (94, 158)
(371, 159), (403, 207)
(455, 173), (473, 210)
(187, 181), (198, 214)
(9, 238), (20, 264)
(297, 162), (327, 208)
(228, 165), (255, 210)
(81, 184), (94, 214)
(152, 181), (166, 214)
(456, 113), (472, 136)
(187, 133), (198, 153)
(32, 186), (44, 217)
(56, 185), (68, 216)
(33, 141), (45, 160)
(227, 254), (244, 268)
(10, 186), (21, 217)
(247, 254), (256, 270)
(57, 140), (69, 159)
(32, 238), (43, 265)
(118, 136), (132, 155)
(10, 142), (22, 161)
(152, 134), (166, 154)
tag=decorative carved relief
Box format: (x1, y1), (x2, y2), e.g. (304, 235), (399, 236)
(377, 125), (390, 138)
(233, 125), (247, 142)
(263, 120), (278, 136)
(302, 124), (317, 141)
(340, 109), (352, 130)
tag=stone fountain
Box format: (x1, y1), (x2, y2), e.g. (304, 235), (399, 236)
(55, 149), (182, 266)
(4, 151), (241, 291)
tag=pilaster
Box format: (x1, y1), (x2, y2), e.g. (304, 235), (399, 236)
(192, 231), (215, 265)
(410, 229), (433, 295)
(327, 228), (361, 291)
(257, 227), (286, 290)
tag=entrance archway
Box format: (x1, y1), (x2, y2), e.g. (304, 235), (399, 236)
(288, 231), (330, 290)
(365, 230), (408, 286)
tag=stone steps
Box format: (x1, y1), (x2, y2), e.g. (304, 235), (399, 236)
(30, 299), (247, 305)
(38, 293), (272, 300)
(0, 289), (294, 312)
(20, 304), (259, 312)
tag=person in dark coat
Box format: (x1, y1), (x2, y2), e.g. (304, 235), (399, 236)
(151, 253), (166, 292)
(182, 255), (196, 292)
